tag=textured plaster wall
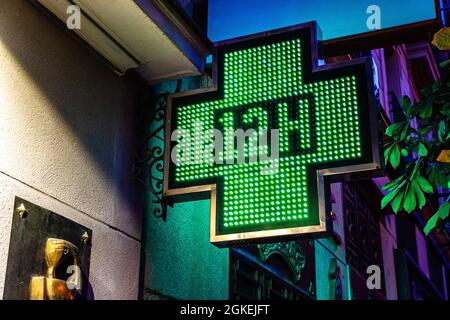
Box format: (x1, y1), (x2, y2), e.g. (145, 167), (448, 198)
(415, 226), (430, 278)
(315, 240), (350, 300)
(143, 73), (228, 300)
(0, 0), (142, 299)
(380, 216), (398, 300)
(315, 183), (351, 300)
(145, 200), (229, 300)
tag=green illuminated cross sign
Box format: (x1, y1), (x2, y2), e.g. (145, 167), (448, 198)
(164, 23), (380, 247)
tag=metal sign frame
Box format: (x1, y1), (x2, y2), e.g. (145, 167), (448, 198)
(163, 22), (382, 247)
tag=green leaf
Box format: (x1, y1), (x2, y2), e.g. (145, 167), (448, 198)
(438, 201), (450, 219)
(401, 148), (409, 157)
(390, 145), (401, 169)
(403, 184), (417, 213)
(392, 190), (405, 213)
(426, 165), (449, 188)
(440, 169), (449, 187)
(418, 143), (428, 157)
(421, 85), (432, 97)
(432, 81), (441, 93)
(424, 214), (440, 235)
(419, 126), (432, 136)
(381, 185), (403, 209)
(424, 202), (450, 235)
(384, 144), (394, 166)
(382, 174), (406, 191)
(441, 103), (450, 117)
(438, 120), (446, 142)
(386, 122), (406, 137)
(401, 96), (411, 108)
(401, 96), (413, 116)
(413, 181), (426, 209)
(416, 175), (434, 193)
(440, 102), (450, 117)
(419, 102), (433, 118)
(440, 59), (450, 69)
(400, 123), (410, 141)
(410, 160), (421, 179)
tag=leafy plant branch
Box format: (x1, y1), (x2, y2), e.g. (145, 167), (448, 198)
(381, 44), (450, 234)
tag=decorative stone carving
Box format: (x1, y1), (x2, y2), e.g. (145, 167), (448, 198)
(257, 241), (306, 282)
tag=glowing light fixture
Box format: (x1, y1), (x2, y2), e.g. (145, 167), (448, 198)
(164, 23), (381, 247)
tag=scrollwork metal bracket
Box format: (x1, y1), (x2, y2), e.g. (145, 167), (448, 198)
(133, 94), (169, 220)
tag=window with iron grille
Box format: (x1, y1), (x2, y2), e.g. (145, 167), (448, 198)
(229, 243), (316, 301)
(229, 251), (312, 301)
(343, 181), (385, 297)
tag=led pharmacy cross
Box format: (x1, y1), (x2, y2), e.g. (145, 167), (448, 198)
(164, 24), (380, 247)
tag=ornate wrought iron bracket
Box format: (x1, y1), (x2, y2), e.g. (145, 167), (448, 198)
(133, 94), (168, 220)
